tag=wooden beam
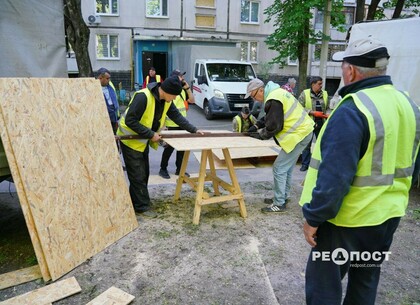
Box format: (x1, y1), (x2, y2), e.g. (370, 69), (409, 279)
(0, 265), (42, 290)
(116, 132), (257, 140)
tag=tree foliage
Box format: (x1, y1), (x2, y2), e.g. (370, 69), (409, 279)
(264, 0), (345, 91)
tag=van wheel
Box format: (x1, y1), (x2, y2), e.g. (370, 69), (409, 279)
(204, 101), (214, 120)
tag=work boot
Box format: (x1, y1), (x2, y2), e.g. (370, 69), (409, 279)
(300, 165), (308, 172)
(159, 168), (170, 179)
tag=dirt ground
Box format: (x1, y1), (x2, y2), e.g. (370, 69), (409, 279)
(0, 166), (419, 305)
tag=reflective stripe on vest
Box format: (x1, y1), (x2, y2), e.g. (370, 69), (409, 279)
(165, 91), (187, 127)
(267, 88), (314, 153)
(299, 85), (420, 227)
(117, 89), (171, 152)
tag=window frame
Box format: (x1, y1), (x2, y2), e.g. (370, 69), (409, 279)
(240, 0), (260, 24)
(146, 0), (169, 18)
(240, 41), (258, 63)
(96, 0), (119, 16)
(96, 34), (120, 60)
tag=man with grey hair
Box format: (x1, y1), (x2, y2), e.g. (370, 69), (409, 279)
(299, 37), (420, 304)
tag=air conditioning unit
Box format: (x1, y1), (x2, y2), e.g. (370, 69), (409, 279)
(87, 14), (101, 24)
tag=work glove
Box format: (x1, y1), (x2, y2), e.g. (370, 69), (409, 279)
(247, 131), (262, 140)
(247, 125), (258, 133)
(312, 111), (326, 118)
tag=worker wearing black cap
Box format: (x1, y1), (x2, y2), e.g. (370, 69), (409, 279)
(232, 106), (257, 133)
(117, 76), (204, 218)
(159, 69), (195, 179)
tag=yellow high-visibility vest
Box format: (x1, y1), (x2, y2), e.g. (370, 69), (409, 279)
(117, 88), (171, 151)
(267, 88), (314, 153)
(300, 85), (420, 227)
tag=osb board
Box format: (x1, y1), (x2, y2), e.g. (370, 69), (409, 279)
(0, 78), (138, 280)
(212, 145), (280, 161)
(0, 265), (42, 290)
(163, 136), (276, 151)
(193, 152), (255, 169)
(86, 286), (135, 305)
(0, 276), (81, 305)
(0, 108), (51, 280)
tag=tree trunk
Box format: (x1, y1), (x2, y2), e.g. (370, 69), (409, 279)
(366, 0), (381, 20)
(355, 0), (366, 22)
(392, 0), (405, 18)
(297, 18), (310, 95)
(63, 0), (93, 77)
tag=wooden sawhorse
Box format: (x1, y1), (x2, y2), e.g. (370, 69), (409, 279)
(174, 148), (247, 225)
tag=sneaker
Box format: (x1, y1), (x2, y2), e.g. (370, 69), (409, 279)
(159, 169), (170, 179)
(300, 165), (308, 172)
(175, 170), (190, 177)
(261, 204), (287, 213)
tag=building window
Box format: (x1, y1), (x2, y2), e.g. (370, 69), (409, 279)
(146, 0), (168, 17)
(314, 43), (346, 62)
(195, 15), (215, 28)
(241, 1), (259, 23)
(96, 0), (118, 15)
(96, 34), (119, 59)
(240, 41), (258, 63)
(196, 0), (215, 8)
(315, 6), (355, 30)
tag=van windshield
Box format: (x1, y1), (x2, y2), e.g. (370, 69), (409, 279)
(206, 64), (255, 82)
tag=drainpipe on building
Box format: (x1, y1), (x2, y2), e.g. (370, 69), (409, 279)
(227, 0), (230, 39)
(180, 0), (184, 37)
(130, 28), (135, 90)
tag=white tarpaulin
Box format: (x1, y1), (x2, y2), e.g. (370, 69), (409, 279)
(349, 18), (420, 105)
(0, 0), (68, 77)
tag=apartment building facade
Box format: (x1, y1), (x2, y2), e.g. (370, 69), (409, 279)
(77, 0), (357, 94)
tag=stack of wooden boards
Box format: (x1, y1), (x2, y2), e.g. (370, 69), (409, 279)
(0, 78), (137, 288)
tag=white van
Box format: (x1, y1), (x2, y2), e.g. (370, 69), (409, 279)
(192, 59), (261, 120)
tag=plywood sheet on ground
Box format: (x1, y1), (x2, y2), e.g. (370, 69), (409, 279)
(0, 78), (138, 280)
(86, 286), (135, 305)
(192, 152), (255, 169)
(0, 276), (81, 305)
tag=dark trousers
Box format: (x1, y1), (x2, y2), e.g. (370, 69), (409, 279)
(160, 126), (184, 172)
(305, 217), (401, 305)
(120, 142), (151, 212)
(301, 123), (322, 167)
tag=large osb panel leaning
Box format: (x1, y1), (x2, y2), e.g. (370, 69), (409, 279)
(0, 78), (138, 280)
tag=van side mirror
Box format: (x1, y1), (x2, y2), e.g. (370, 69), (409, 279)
(197, 75), (208, 85)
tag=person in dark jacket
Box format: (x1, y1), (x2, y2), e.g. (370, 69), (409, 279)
(299, 37), (420, 305)
(117, 76), (203, 218)
(97, 67), (120, 134)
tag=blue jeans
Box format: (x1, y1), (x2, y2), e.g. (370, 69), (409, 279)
(273, 133), (312, 206)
